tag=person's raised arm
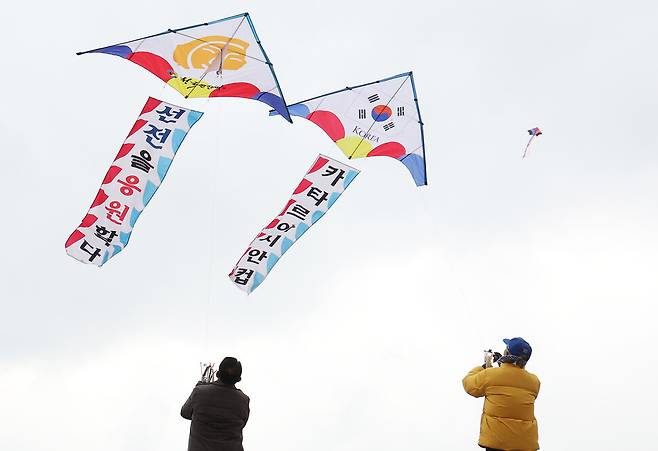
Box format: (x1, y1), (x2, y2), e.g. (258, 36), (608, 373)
(180, 387), (197, 420)
(462, 365), (488, 398)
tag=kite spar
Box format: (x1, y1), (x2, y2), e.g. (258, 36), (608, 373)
(77, 13), (292, 122)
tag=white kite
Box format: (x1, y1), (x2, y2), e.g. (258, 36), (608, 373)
(77, 13), (291, 122)
(272, 72), (426, 186)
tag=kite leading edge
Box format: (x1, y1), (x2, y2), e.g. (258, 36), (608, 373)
(77, 13), (292, 122)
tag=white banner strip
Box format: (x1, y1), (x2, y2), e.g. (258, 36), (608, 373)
(229, 154), (359, 294)
(65, 97), (203, 266)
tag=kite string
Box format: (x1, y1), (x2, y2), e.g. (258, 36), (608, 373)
(416, 190), (485, 345)
(410, 186), (486, 345)
(203, 98), (219, 357)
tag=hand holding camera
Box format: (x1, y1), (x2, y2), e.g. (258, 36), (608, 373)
(199, 362), (216, 384)
(483, 349), (502, 368)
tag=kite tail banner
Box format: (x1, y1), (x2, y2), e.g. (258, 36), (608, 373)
(65, 97), (203, 266)
(229, 154), (360, 293)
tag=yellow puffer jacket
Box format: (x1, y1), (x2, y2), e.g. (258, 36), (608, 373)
(462, 363), (540, 451)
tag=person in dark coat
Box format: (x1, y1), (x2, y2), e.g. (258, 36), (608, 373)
(181, 357), (250, 451)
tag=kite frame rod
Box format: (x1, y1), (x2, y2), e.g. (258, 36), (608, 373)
(244, 13), (292, 123)
(76, 12), (249, 55)
(408, 71), (428, 185)
(285, 71), (413, 106)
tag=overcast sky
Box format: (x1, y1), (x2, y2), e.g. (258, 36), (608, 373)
(2, 1), (657, 450)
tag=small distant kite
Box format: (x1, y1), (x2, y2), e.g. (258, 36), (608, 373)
(523, 127), (542, 158)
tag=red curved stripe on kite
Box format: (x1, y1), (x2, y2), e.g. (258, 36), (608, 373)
(91, 189), (109, 208)
(128, 52), (174, 82)
(368, 142), (406, 159)
(240, 247), (251, 260)
(103, 166), (122, 185)
(293, 179), (312, 195)
(278, 199), (296, 216)
(308, 157), (329, 174)
(80, 214), (98, 228)
(127, 119), (147, 138)
(265, 219), (280, 229)
(141, 97), (162, 115)
(210, 82), (260, 99)
(115, 143), (135, 161)
(65, 230), (85, 248)
(307, 110), (345, 142)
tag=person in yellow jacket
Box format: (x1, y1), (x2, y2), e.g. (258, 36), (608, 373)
(462, 337), (540, 451)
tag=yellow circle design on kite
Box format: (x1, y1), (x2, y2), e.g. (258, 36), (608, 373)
(336, 136), (373, 159)
(167, 75), (216, 98)
(173, 36), (250, 71)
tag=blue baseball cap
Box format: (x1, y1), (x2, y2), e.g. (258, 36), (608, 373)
(503, 337), (532, 360)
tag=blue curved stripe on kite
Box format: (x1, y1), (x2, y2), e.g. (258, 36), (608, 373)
(255, 92), (291, 122)
(112, 245), (122, 256)
(282, 103), (310, 118)
(143, 181), (157, 206)
(343, 170), (358, 189)
(252, 271), (265, 291)
(101, 250), (110, 266)
(311, 210), (324, 224)
(399, 153), (427, 186)
(281, 237), (294, 254)
(187, 111), (203, 128)
(129, 208), (141, 228)
(295, 221), (309, 239)
(157, 157), (172, 182)
(327, 192), (340, 208)
(119, 231), (131, 246)
(91, 45), (133, 58)
(172, 129), (187, 154)
(266, 252), (280, 272)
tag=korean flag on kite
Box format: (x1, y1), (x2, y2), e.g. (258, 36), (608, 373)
(77, 13), (292, 122)
(273, 72), (427, 186)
